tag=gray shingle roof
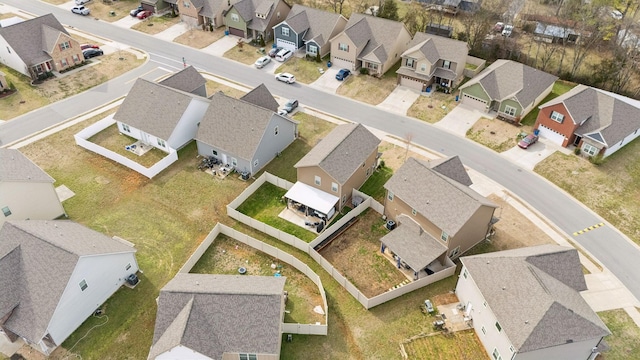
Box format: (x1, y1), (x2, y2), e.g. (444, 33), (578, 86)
(294, 123), (380, 185)
(402, 32), (468, 66)
(285, 5), (346, 48)
(0, 14), (67, 66)
(384, 157), (496, 236)
(282, 5), (309, 34)
(200, 0), (240, 18)
(539, 85), (640, 146)
(196, 92), (296, 161)
(232, 0), (283, 32)
(114, 78), (204, 141)
(0, 220), (135, 345)
(380, 215), (447, 271)
(461, 245), (610, 352)
(341, 13), (408, 64)
(460, 60), (558, 109)
(0, 149), (54, 183)
(158, 66), (207, 96)
(240, 83), (279, 112)
(149, 273), (285, 359)
(428, 155), (473, 186)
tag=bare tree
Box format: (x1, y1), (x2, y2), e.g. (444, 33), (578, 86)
(537, 41), (559, 71)
(404, 133), (413, 162)
(326, 0), (346, 14)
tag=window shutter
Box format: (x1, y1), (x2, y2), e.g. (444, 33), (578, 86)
(59, 44), (63, 51)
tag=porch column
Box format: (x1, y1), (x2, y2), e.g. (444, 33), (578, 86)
(380, 243), (386, 254)
(396, 256), (402, 269)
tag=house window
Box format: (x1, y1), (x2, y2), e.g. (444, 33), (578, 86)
(61, 58), (68, 67)
(60, 41), (70, 51)
(420, 64), (426, 71)
(463, 269), (468, 278)
(406, 58), (414, 67)
(72, 54), (80, 63)
(449, 246), (460, 258)
(441, 231), (448, 242)
(443, 60), (451, 69)
(157, 139), (166, 147)
(6, 46), (10, 54)
(314, 176), (321, 185)
(183, 1), (190, 7)
(254, 159), (259, 167)
(35, 64), (44, 73)
(495, 322), (502, 332)
(481, 326), (486, 335)
(231, 13), (239, 22)
(231, 158), (238, 167)
(308, 45), (317, 54)
(239, 354), (257, 360)
(282, 27), (289, 36)
(212, 150), (218, 156)
(492, 348), (502, 360)
(550, 111), (564, 123)
(509, 346), (515, 353)
(126, 263), (131, 270)
(79, 279), (88, 291)
(274, 126), (279, 135)
(412, 208), (417, 216)
(342, 195), (346, 204)
(339, 43), (349, 51)
(582, 143), (598, 156)
(368, 63), (378, 70)
(2, 206), (11, 217)
(122, 124), (130, 132)
(331, 182), (338, 192)
(366, 168), (370, 176)
(504, 105), (517, 117)
(387, 192), (394, 201)
(483, 301), (487, 308)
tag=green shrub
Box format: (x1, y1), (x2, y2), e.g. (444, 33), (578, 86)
(574, 147), (581, 155)
(589, 154), (604, 165)
(360, 68), (369, 75)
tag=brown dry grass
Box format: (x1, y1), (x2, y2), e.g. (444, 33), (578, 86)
(378, 141), (433, 171)
(82, 0), (141, 22)
(336, 72), (398, 105)
(0, 12), (26, 20)
(130, 14), (181, 35)
(408, 92), (460, 124)
(205, 79), (246, 98)
(224, 43), (263, 65)
(174, 28), (226, 49)
(466, 117), (534, 153)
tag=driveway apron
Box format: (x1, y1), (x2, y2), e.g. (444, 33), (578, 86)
(309, 68), (341, 93)
(433, 104), (483, 136)
(377, 86), (421, 115)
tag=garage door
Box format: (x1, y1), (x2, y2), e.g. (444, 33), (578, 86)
(331, 57), (354, 70)
(537, 124), (565, 145)
(276, 39), (297, 52)
(460, 92), (488, 112)
(228, 27), (245, 38)
(399, 76), (424, 91)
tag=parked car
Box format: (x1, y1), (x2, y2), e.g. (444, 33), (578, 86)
(268, 47), (282, 58)
(80, 44), (100, 50)
(502, 24), (514, 37)
(254, 56), (271, 69)
(424, 299), (435, 313)
(130, 6), (144, 17)
(137, 10), (151, 20)
(275, 73), (295, 84)
(493, 22), (505, 33)
(83, 48), (104, 59)
(335, 69), (351, 81)
(611, 9), (623, 19)
(518, 133), (539, 149)
(275, 49), (293, 62)
(281, 99), (299, 114)
(75, 0), (91, 4)
(71, 6), (90, 15)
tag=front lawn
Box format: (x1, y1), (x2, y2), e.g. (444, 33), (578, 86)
(520, 80), (577, 126)
(598, 309), (640, 359)
(87, 122), (169, 168)
(224, 43), (264, 65)
(408, 92), (459, 124)
(236, 182), (318, 243)
(466, 117), (529, 153)
(82, 0), (141, 22)
(336, 61), (401, 105)
(174, 28), (226, 48)
(130, 13), (181, 35)
(275, 57), (326, 84)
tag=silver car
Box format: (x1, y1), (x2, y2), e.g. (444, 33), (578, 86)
(275, 72), (295, 84)
(254, 56), (271, 69)
(71, 6), (90, 15)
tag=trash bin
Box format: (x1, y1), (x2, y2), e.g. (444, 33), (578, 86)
(327, 61), (332, 68)
(224, 30), (229, 36)
(534, 129), (540, 136)
(455, 95), (459, 102)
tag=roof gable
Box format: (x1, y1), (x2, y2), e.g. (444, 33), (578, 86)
(0, 13), (67, 66)
(0, 149), (54, 183)
(294, 123), (380, 184)
(240, 83), (279, 112)
(402, 33), (468, 66)
(428, 156), (473, 186)
(158, 66), (207, 96)
(286, 5), (346, 47)
(343, 13), (409, 64)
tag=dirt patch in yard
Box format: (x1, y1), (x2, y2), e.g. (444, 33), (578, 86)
(407, 92), (460, 124)
(378, 141), (433, 172)
(318, 209), (407, 298)
(336, 73), (398, 105)
(131, 14), (181, 35)
(466, 117), (534, 153)
(174, 28), (225, 49)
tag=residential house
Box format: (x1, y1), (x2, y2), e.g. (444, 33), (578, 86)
(329, 13), (412, 76)
(533, 22), (581, 44)
(456, 245), (610, 360)
(0, 14), (85, 80)
(141, 0), (171, 14)
(158, 65), (208, 97)
(0, 220), (139, 355)
(534, 84), (640, 158)
(458, 60), (558, 121)
(286, 123), (380, 219)
(416, 0), (482, 13)
(114, 73), (210, 154)
(396, 32), (469, 92)
(195, 89), (298, 176)
(0, 149), (65, 227)
(239, 83), (279, 112)
(224, 0), (291, 41)
(148, 273), (285, 360)
(272, 4), (347, 58)
(383, 156), (497, 261)
(167, 0), (238, 29)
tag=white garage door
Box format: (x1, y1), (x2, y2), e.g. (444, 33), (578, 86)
(331, 57), (354, 70)
(460, 92), (488, 112)
(399, 76), (424, 91)
(276, 39), (297, 52)
(537, 124), (565, 145)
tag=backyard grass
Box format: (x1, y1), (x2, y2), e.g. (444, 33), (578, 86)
(403, 329), (489, 359)
(336, 61), (402, 105)
(407, 92), (459, 124)
(535, 139), (640, 246)
(224, 43), (265, 65)
(359, 165), (393, 202)
(236, 182), (318, 243)
(87, 123), (169, 168)
(190, 234), (325, 325)
(174, 28), (225, 48)
(275, 57), (326, 84)
(520, 80), (577, 126)
(598, 309), (640, 360)
(466, 117), (532, 153)
(205, 79), (246, 99)
(130, 13), (181, 35)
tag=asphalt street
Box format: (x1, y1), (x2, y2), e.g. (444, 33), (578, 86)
(2, 1), (640, 301)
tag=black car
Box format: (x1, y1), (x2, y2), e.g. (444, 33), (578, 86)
(130, 6), (144, 17)
(83, 48), (104, 59)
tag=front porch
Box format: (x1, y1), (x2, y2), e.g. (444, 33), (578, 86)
(29, 60), (54, 81)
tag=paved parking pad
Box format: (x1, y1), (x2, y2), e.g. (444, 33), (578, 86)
(433, 104), (483, 136)
(377, 86), (421, 115)
(201, 35), (240, 57)
(501, 138), (567, 170)
(154, 22), (189, 41)
(309, 68), (341, 93)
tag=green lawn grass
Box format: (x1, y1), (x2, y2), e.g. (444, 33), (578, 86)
(598, 309), (640, 360)
(404, 329), (489, 359)
(87, 123), (168, 168)
(359, 165), (394, 202)
(520, 80), (576, 126)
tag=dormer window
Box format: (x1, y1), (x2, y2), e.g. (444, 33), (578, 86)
(406, 58), (414, 67)
(443, 60), (451, 69)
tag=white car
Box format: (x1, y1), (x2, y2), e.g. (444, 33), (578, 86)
(275, 73), (295, 84)
(611, 9), (623, 20)
(71, 6), (90, 15)
(75, 0), (91, 5)
(254, 56), (271, 69)
(275, 49), (293, 62)
(501, 24), (514, 37)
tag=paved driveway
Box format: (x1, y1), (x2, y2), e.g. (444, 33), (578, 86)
(112, 14), (140, 29)
(501, 138), (570, 170)
(377, 86), (421, 115)
(201, 35), (239, 56)
(309, 68), (341, 93)
(433, 104), (484, 136)
(154, 22), (189, 41)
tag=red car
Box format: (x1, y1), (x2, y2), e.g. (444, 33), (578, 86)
(518, 134), (539, 149)
(137, 10), (151, 19)
(80, 44), (100, 50)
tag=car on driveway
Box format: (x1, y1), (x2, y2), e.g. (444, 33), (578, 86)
(83, 48), (104, 59)
(518, 133), (539, 149)
(502, 24), (514, 37)
(275, 49), (293, 62)
(137, 10), (152, 19)
(268, 47), (282, 58)
(335, 69), (351, 81)
(254, 56), (271, 69)
(75, 0), (91, 5)
(130, 6), (144, 17)
(280, 99), (299, 114)
(275, 72), (295, 84)
(81, 44), (100, 50)
(71, 6), (90, 15)
(493, 22), (504, 33)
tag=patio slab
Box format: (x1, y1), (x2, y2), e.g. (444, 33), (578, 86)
(436, 302), (474, 332)
(55, 184), (76, 202)
(377, 86), (421, 115)
(0, 333), (23, 358)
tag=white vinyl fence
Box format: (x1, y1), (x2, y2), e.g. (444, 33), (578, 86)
(179, 223), (328, 336)
(74, 115), (178, 179)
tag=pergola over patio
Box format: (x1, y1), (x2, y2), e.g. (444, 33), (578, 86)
(381, 216), (448, 280)
(284, 181), (339, 220)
